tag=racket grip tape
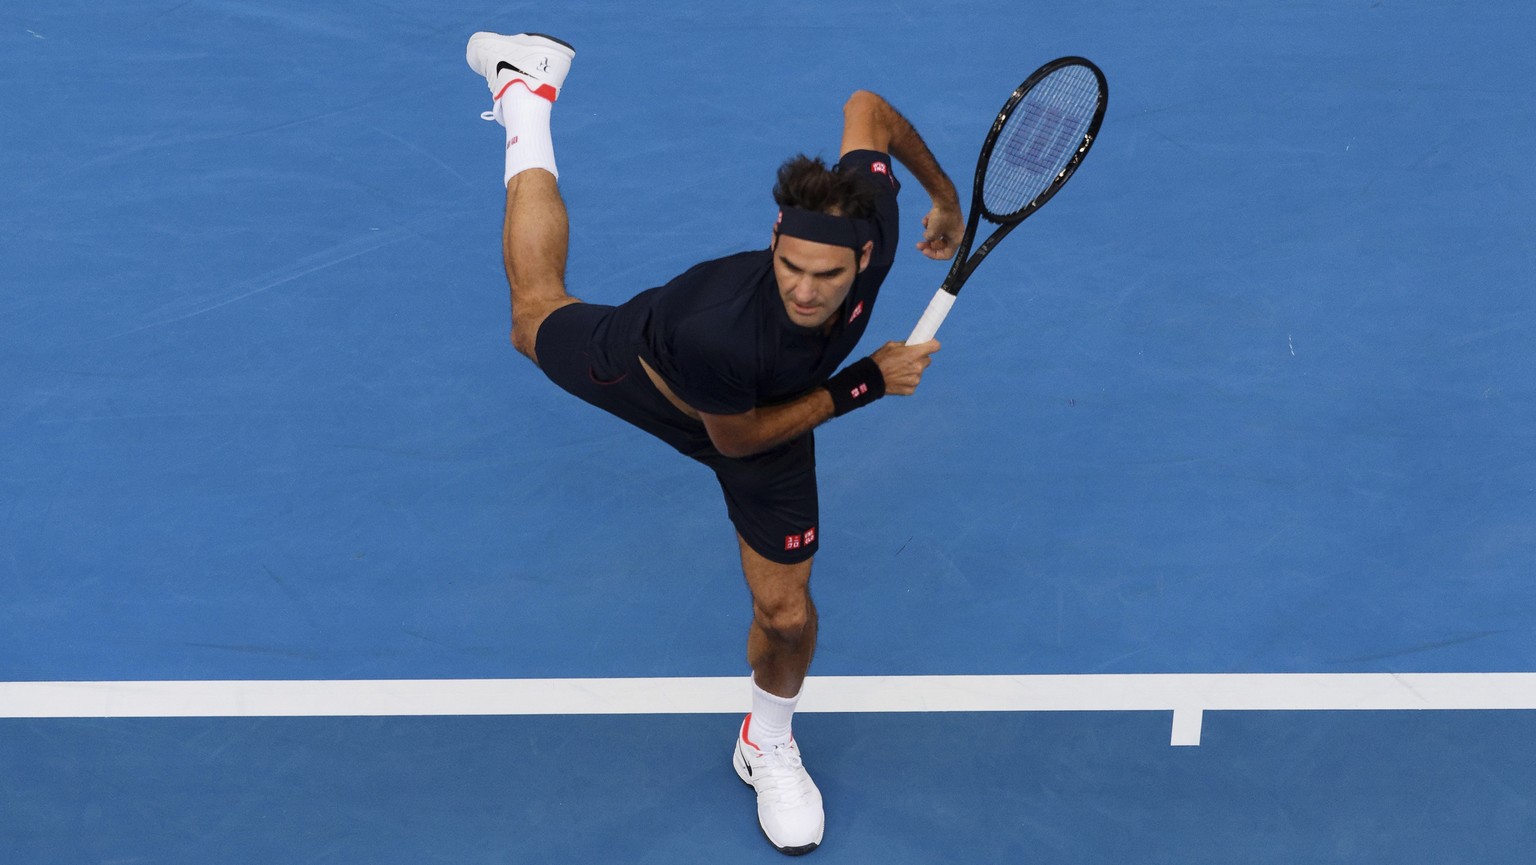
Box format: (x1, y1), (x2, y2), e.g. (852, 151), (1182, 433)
(905, 289), (956, 345)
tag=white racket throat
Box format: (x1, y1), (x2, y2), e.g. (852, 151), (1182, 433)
(905, 289), (956, 345)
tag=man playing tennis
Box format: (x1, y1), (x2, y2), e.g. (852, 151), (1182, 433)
(466, 31), (962, 855)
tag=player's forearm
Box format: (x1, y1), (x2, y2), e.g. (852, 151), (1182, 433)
(711, 390), (835, 459)
(846, 91), (959, 208)
(705, 356), (892, 457)
(889, 123), (959, 210)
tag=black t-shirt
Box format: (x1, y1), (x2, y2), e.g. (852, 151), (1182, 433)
(608, 150), (901, 415)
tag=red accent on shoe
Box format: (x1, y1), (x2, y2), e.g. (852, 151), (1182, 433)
(494, 78), (558, 103)
(740, 714), (759, 751)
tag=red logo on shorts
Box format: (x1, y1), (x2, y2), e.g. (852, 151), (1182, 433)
(785, 527), (817, 551)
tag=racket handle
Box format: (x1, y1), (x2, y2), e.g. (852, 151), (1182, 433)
(905, 289), (956, 345)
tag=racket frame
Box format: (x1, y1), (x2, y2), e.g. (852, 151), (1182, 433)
(906, 56), (1107, 344)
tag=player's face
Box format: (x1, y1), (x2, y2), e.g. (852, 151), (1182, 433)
(772, 234), (866, 329)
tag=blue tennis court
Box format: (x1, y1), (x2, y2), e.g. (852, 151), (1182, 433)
(4, 1), (1534, 861)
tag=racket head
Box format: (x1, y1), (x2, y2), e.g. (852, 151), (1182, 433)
(975, 57), (1108, 224)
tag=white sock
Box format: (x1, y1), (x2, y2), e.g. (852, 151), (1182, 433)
(748, 680), (800, 749)
(495, 83), (557, 185)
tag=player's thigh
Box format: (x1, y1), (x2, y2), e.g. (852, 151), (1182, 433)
(535, 303), (716, 451)
(516, 296), (582, 362)
(710, 432), (820, 571)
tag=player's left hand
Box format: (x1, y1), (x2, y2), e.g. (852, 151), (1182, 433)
(916, 205), (964, 260)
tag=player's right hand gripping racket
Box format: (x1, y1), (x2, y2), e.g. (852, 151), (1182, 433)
(906, 57), (1108, 345)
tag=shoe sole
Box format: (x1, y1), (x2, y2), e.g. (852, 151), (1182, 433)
(467, 32), (575, 64)
(524, 32), (574, 52)
(733, 741), (821, 856)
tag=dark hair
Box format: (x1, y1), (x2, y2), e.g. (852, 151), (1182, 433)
(772, 154), (878, 219)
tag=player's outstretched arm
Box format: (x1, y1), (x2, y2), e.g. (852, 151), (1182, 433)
(840, 91), (964, 261)
(700, 392), (835, 459)
(698, 340), (941, 458)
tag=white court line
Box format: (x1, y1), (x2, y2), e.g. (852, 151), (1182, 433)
(4, 674), (1535, 745)
(1170, 708), (1204, 746)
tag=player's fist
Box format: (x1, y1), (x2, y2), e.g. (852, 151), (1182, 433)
(916, 206), (963, 260)
(872, 339), (940, 396)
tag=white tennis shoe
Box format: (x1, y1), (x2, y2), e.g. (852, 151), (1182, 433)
(733, 715), (825, 855)
(465, 32), (574, 104)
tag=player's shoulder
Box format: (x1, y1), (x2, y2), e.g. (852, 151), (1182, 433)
(836, 149), (899, 192)
(662, 250), (770, 339)
(669, 248), (770, 285)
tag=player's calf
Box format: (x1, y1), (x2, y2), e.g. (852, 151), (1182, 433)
(499, 156), (579, 364)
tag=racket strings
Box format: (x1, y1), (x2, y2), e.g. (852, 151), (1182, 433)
(982, 65), (1101, 220)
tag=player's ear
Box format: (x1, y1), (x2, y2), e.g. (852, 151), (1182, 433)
(771, 229), (779, 251)
(857, 240), (874, 272)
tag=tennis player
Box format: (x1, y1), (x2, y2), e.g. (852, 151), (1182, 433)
(466, 31), (962, 855)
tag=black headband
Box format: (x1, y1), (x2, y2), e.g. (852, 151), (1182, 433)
(775, 207), (869, 253)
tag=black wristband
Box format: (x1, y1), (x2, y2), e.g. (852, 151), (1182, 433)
(825, 357), (886, 417)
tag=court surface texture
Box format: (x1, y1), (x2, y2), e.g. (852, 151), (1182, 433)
(4, 1), (1535, 862)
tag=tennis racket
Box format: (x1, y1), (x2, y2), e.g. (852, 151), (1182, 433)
(906, 57), (1108, 345)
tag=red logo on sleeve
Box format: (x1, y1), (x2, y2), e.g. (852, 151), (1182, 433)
(785, 534), (802, 551)
(871, 161), (887, 175)
(804, 527), (816, 544)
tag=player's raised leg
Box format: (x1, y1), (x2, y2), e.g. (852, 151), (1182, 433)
(732, 536), (825, 855)
(501, 169), (578, 362)
(466, 32), (580, 362)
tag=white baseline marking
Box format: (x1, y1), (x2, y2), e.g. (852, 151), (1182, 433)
(4, 674), (1535, 746)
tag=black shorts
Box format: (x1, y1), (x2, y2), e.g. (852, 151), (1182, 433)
(535, 302), (819, 564)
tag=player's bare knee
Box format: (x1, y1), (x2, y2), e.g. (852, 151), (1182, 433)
(756, 612), (808, 646)
(511, 297), (580, 363)
(510, 320), (541, 362)
(753, 595), (813, 645)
